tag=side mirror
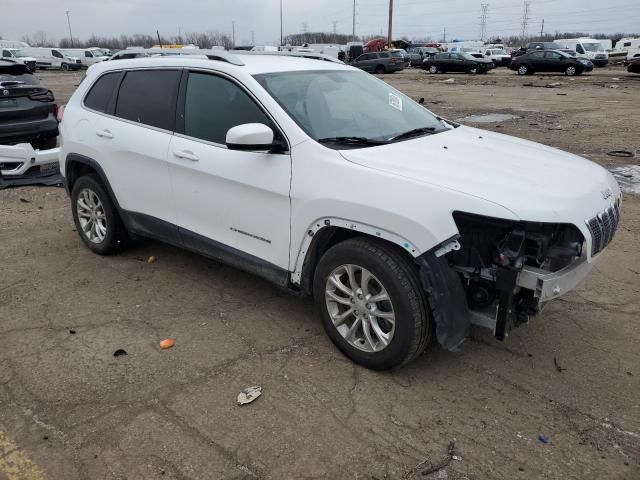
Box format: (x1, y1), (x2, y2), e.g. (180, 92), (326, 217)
(226, 123), (281, 152)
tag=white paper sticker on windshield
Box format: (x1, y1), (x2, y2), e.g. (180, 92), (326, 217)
(389, 93), (403, 111)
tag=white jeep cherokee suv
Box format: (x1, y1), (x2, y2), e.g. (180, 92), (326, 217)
(59, 52), (621, 370)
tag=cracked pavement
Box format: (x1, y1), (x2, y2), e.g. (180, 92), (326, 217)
(0, 68), (639, 479)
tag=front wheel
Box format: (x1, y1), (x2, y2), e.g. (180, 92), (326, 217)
(313, 238), (432, 370)
(429, 65), (438, 74)
(61, 63), (70, 71)
(565, 65), (577, 76)
(468, 66), (478, 74)
(517, 64), (529, 75)
(71, 175), (130, 255)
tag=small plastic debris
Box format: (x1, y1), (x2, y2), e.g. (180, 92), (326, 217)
(553, 357), (566, 373)
(159, 338), (175, 350)
(237, 386), (262, 405)
(607, 150), (634, 158)
(69, 329), (76, 335)
(545, 82), (562, 88)
(19, 197), (31, 203)
(443, 78), (455, 83)
(538, 434), (550, 444)
(113, 349), (127, 357)
(147, 255), (157, 264)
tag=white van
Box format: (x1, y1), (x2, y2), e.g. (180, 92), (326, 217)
(554, 38), (609, 66)
(63, 48), (109, 67)
(0, 48), (37, 72)
(0, 40), (29, 49)
(19, 47), (82, 71)
(614, 38), (640, 54)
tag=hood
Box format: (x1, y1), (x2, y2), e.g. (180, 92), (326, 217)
(338, 126), (620, 225)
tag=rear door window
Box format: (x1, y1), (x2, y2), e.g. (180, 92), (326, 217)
(84, 72), (121, 113)
(114, 69), (181, 131)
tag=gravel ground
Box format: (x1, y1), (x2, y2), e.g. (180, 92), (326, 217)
(1, 66), (639, 480)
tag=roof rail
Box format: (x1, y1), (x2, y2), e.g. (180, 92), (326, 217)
(242, 50), (344, 64)
(114, 47), (245, 66)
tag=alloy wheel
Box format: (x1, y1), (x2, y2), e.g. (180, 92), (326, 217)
(76, 188), (107, 244)
(325, 264), (396, 353)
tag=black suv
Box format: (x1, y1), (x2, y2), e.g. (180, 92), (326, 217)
(0, 59), (58, 149)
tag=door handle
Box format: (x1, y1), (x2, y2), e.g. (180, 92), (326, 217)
(95, 129), (113, 139)
(173, 150), (199, 162)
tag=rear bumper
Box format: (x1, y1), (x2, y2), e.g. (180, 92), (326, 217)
(0, 113), (58, 145)
(0, 142), (61, 188)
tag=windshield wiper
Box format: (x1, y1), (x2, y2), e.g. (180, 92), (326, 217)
(317, 136), (389, 146)
(389, 127), (437, 142)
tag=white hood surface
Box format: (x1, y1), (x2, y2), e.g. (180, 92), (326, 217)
(339, 126), (620, 225)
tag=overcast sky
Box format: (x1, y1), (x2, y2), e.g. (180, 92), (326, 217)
(2, 0), (639, 45)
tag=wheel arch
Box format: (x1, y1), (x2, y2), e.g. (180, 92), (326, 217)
(292, 218), (426, 294)
(65, 153), (121, 210)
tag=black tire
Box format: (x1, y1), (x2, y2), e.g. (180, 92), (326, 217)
(428, 65), (439, 74)
(375, 64), (386, 74)
(565, 65), (577, 76)
(468, 66), (478, 74)
(313, 237), (432, 370)
(517, 64), (529, 75)
(71, 175), (130, 255)
(61, 63), (70, 71)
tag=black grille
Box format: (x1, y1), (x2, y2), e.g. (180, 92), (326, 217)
(586, 203), (620, 256)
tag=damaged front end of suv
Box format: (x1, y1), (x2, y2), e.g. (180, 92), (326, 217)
(424, 201), (621, 346)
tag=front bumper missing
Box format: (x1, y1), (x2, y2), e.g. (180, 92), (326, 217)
(469, 255), (595, 338)
(0, 143), (61, 189)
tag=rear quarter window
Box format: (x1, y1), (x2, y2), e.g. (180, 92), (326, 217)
(84, 72), (121, 113)
(114, 69), (181, 131)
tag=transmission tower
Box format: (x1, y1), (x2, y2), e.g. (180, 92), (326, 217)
(520, 1), (531, 47)
(479, 4), (489, 42)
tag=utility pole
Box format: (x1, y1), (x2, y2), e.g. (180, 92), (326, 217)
(232, 21), (235, 46)
(387, 0), (393, 48)
(251, 31), (255, 45)
(443, 27), (446, 43)
(280, 0), (283, 46)
(540, 19), (545, 39)
(520, 1), (531, 47)
(65, 10), (74, 47)
(352, 0), (356, 41)
(479, 4), (489, 42)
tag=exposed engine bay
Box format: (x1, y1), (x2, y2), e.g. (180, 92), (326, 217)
(447, 212), (585, 339)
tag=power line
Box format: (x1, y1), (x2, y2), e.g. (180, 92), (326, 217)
(479, 3), (489, 41)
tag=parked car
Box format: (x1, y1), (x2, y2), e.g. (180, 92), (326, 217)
(468, 53), (496, 71)
(510, 50), (592, 76)
(59, 53), (621, 370)
(108, 50), (151, 61)
(409, 47), (439, 67)
(351, 51), (404, 74)
(555, 38), (609, 67)
(483, 47), (511, 66)
(0, 60), (59, 184)
(63, 48), (109, 67)
(1, 48), (37, 72)
(423, 52), (492, 74)
(19, 47), (82, 71)
(389, 49), (410, 68)
(628, 57), (640, 74)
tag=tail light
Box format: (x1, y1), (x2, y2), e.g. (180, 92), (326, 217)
(29, 90), (55, 102)
(56, 104), (65, 123)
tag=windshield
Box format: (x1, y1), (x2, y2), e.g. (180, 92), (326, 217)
(254, 70), (447, 147)
(490, 49), (506, 55)
(582, 42), (603, 52)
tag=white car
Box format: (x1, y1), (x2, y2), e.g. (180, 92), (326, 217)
(58, 53), (621, 370)
(483, 48), (511, 66)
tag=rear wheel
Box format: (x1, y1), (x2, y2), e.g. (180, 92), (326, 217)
(375, 64), (386, 74)
(429, 65), (438, 74)
(565, 65), (577, 76)
(517, 64), (530, 75)
(71, 175), (130, 255)
(313, 237), (432, 370)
